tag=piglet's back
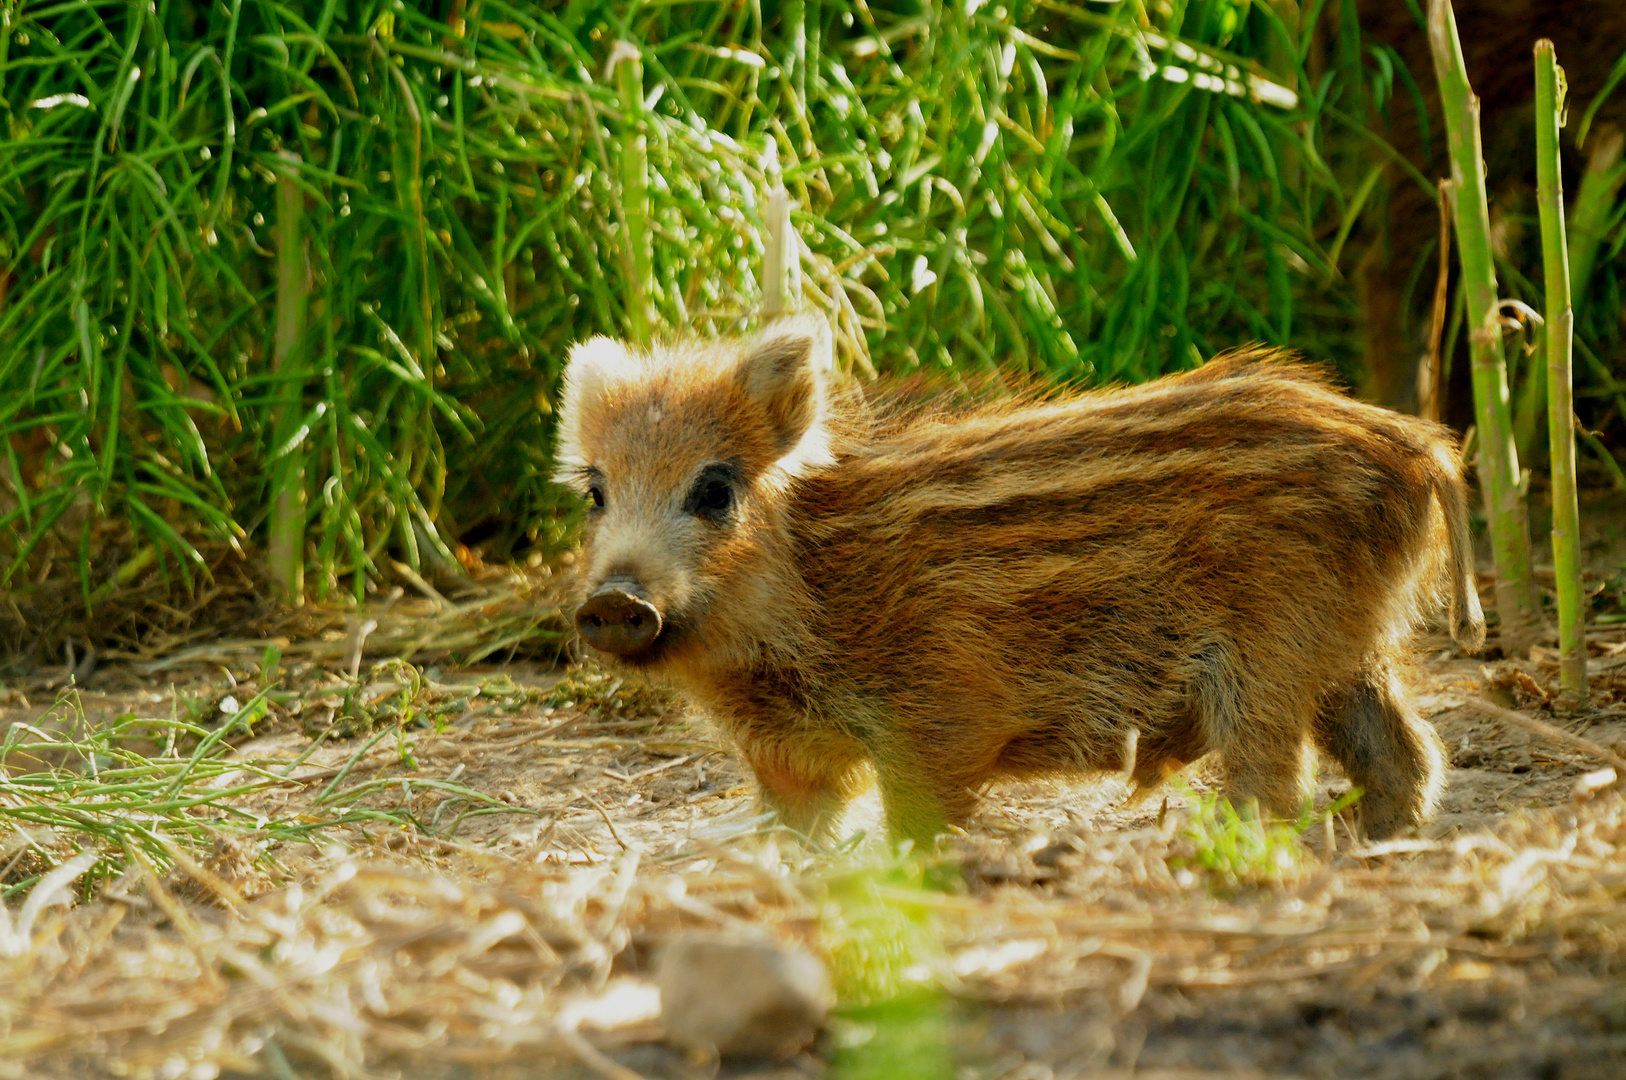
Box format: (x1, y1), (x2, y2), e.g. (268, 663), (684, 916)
(790, 352), (1466, 695)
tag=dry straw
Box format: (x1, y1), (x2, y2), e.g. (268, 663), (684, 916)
(3, 781), (1626, 1077)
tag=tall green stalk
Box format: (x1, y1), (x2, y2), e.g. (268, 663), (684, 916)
(1536, 41), (1586, 705)
(1427, 0), (1539, 656)
(268, 151), (309, 607)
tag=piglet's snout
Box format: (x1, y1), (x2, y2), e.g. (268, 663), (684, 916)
(575, 578), (663, 656)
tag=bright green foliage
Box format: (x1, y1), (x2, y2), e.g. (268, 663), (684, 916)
(820, 849), (955, 1079)
(0, 0), (1427, 599)
(821, 852), (945, 1006)
(1177, 787), (1360, 890)
(828, 991), (955, 1080)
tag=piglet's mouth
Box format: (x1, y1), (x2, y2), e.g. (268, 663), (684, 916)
(574, 577), (665, 659)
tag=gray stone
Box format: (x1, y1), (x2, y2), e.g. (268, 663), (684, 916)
(657, 932), (834, 1059)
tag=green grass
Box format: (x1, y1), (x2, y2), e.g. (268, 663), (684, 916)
(3, 1), (1623, 612)
(1176, 786), (1362, 890)
(0, 0), (1402, 608)
(0, 679), (520, 899)
(819, 845), (956, 1080)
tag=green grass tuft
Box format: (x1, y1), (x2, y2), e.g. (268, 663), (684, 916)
(1176, 786), (1362, 889)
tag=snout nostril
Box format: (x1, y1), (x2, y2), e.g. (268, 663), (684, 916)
(573, 583), (664, 658)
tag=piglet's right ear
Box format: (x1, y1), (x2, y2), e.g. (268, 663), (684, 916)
(735, 316), (832, 465)
(553, 336), (631, 480)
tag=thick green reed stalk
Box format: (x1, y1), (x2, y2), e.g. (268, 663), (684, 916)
(268, 151), (310, 607)
(1535, 40), (1587, 705)
(1428, 0), (1539, 656)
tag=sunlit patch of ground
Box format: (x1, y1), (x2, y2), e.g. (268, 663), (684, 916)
(4, 614), (1626, 1078)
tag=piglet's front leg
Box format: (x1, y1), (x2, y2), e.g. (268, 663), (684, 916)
(740, 735), (870, 842)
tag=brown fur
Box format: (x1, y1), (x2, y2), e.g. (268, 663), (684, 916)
(554, 318), (1486, 842)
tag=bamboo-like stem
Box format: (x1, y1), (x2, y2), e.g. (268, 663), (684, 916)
(1428, 0), (1539, 656)
(761, 185), (799, 320)
(611, 42), (653, 345)
(1535, 40), (1587, 706)
(268, 150), (308, 608)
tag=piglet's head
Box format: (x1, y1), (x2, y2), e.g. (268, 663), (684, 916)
(553, 316), (834, 666)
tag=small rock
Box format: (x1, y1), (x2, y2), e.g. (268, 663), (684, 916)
(657, 932), (833, 1059)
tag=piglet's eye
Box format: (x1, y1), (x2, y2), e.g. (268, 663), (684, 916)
(696, 481), (732, 514)
(685, 463), (742, 522)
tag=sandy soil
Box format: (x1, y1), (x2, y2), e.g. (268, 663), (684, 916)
(11, 488), (1626, 1078)
(6, 617), (1624, 1080)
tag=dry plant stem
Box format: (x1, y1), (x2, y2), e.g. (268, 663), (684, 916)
(555, 1024), (650, 1080)
(1421, 179), (1456, 422)
(1535, 41), (1587, 706)
(268, 150), (309, 608)
(389, 558), (447, 608)
(1428, 0), (1539, 656)
(761, 185), (799, 320)
(575, 789), (629, 852)
(1465, 697), (1626, 776)
(614, 43), (653, 345)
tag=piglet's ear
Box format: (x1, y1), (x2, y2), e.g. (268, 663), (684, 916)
(735, 315), (833, 465)
(553, 336), (632, 482)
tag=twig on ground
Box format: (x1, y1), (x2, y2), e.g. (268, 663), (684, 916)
(1464, 697), (1626, 776)
(554, 1024), (650, 1080)
(574, 789), (631, 852)
(603, 755), (692, 783)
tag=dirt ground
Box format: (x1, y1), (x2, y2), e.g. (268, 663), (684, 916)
(2, 621), (1624, 1079)
(6, 491), (1626, 1078)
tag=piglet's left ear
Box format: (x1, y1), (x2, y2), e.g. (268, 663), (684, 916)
(735, 315), (832, 462)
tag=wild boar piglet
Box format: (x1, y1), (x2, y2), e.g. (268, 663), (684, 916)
(553, 317), (1485, 841)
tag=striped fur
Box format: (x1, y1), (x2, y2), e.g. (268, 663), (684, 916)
(555, 318), (1485, 841)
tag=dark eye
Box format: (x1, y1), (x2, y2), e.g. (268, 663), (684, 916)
(685, 463), (742, 522)
(697, 480), (732, 514)
(587, 485), (605, 509)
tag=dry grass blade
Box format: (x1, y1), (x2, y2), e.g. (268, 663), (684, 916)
(3, 781), (1625, 1077)
(1421, 178), (1456, 422)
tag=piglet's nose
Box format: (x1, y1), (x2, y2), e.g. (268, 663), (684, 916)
(575, 578), (663, 657)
